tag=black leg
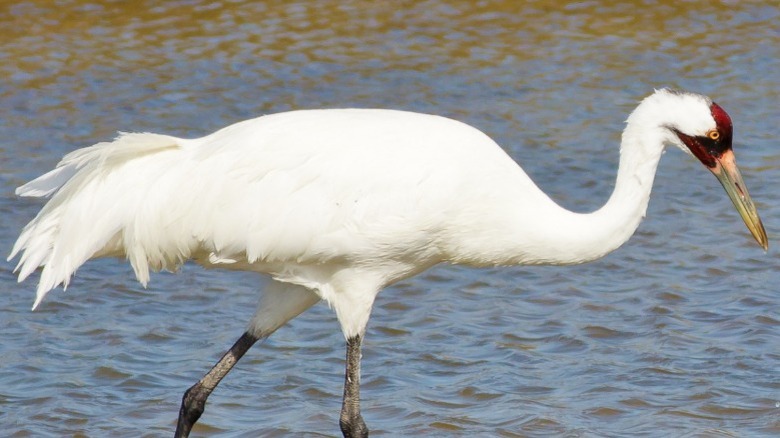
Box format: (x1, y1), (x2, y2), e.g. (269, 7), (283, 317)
(339, 334), (369, 438)
(174, 331), (259, 438)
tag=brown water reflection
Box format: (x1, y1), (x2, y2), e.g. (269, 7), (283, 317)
(1, 0), (778, 436)
(5, 1), (776, 92)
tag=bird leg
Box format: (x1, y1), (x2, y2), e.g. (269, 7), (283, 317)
(174, 331), (259, 438)
(339, 334), (369, 438)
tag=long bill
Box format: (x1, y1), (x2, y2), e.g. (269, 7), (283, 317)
(710, 149), (768, 250)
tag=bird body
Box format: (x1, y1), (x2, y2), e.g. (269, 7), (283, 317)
(9, 89), (767, 437)
(12, 108), (627, 331)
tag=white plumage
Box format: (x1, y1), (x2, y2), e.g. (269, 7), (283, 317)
(8, 89), (766, 437)
(10, 109), (593, 330)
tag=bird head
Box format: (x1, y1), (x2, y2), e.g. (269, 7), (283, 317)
(651, 88), (768, 250)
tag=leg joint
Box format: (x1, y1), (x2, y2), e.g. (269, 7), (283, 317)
(181, 383), (207, 424)
(339, 412), (369, 438)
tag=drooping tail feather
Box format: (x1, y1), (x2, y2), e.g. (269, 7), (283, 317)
(9, 132), (183, 309)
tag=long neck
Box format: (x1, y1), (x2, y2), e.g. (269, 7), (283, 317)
(572, 124), (666, 261)
(441, 93), (692, 267)
(501, 115), (668, 266)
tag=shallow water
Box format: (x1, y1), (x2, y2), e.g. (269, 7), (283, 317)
(1, 1), (779, 436)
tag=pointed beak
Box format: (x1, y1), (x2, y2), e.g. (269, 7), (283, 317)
(710, 149), (768, 250)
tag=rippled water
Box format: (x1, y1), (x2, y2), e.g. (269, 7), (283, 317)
(1, 1), (779, 436)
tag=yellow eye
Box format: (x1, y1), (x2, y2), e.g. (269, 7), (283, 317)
(707, 130), (720, 141)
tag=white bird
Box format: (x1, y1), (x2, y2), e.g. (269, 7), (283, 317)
(9, 88), (767, 437)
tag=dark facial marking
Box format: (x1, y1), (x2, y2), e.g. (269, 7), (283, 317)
(673, 102), (733, 168)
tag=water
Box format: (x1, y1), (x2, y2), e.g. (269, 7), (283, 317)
(1, 1), (779, 436)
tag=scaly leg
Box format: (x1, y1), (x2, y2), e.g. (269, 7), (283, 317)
(174, 282), (319, 436)
(174, 331), (258, 437)
(339, 334), (369, 438)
